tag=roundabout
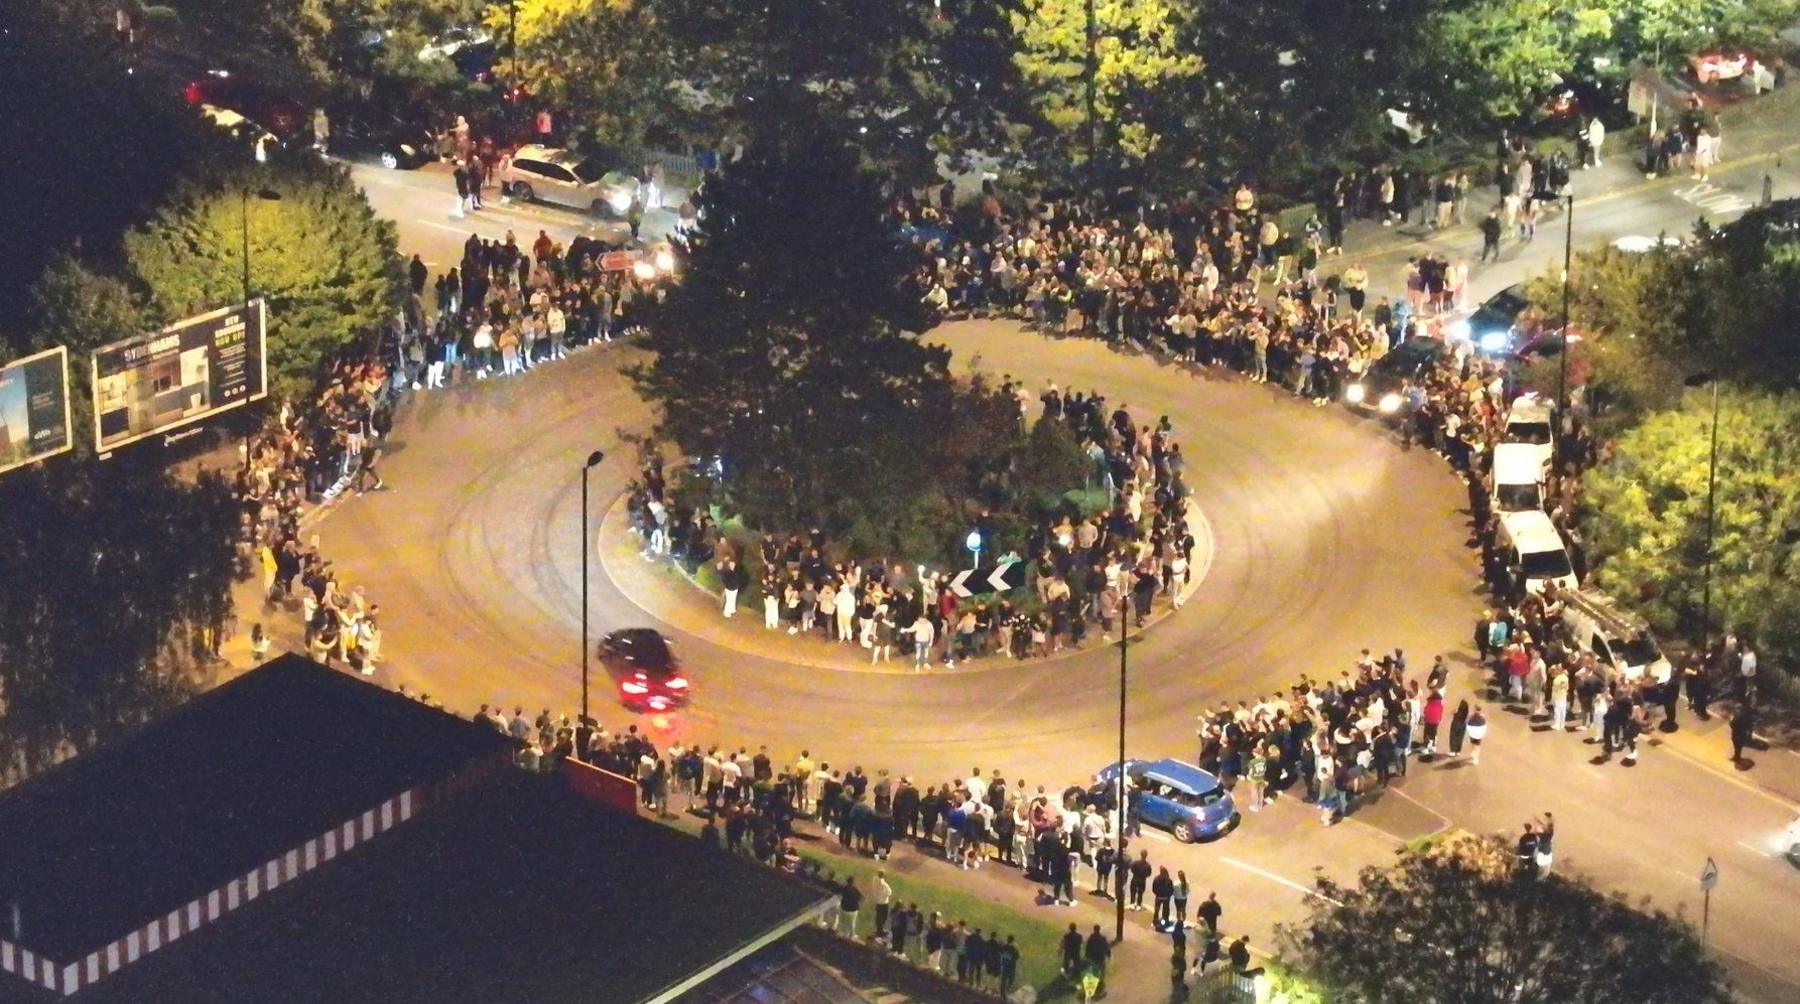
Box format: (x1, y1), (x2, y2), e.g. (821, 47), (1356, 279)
(319, 317), (1478, 786)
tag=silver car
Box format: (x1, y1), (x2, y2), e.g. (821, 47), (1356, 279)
(500, 144), (639, 217)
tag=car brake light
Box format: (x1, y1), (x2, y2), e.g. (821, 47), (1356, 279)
(621, 681), (648, 694)
(667, 676), (688, 689)
(647, 696), (670, 710)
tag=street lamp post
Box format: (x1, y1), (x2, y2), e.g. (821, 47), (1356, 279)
(239, 187), (282, 305)
(1556, 191), (1574, 418)
(1083, 0), (1098, 174)
(1683, 372), (1722, 648)
(1114, 598), (1128, 944)
(580, 449), (606, 723)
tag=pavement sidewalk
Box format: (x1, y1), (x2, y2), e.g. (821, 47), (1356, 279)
(1325, 85), (1800, 297)
(656, 802), (1190, 1003)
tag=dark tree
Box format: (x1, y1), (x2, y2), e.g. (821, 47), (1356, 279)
(1282, 833), (1732, 1004)
(634, 101), (949, 542)
(0, 2), (232, 324)
(0, 262), (241, 780)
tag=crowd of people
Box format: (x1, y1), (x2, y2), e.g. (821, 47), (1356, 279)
(243, 358), (397, 672)
(627, 384), (1202, 669)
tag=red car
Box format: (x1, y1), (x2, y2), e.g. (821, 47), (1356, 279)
(598, 628), (690, 712)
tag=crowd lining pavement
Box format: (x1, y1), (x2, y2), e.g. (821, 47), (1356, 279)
(598, 493), (1213, 676)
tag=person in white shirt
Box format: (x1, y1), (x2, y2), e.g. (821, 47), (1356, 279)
(911, 615), (936, 670)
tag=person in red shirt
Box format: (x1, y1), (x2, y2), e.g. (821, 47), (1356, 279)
(1421, 690), (1446, 757)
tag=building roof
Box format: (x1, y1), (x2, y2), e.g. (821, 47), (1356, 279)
(0, 654), (514, 961)
(0, 770), (827, 1003)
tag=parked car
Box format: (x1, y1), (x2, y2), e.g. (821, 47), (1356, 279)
(501, 144), (639, 217)
(1088, 758), (1237, 843)
(1496, 510), (1579, 597)
(328, 111), (438, 170)
(198, 103), (281, 161)
(1491, 442), (1548, 514)
(183, 70), (307, 141)
(1344, 337), (1448, 416)
(1501, 393), (1556, 476)
(1559, 589), (1671, 684)
(1689, 51), (1751, 84)
(1782, 814), (1800, 867)
(597, 628), (690, 712)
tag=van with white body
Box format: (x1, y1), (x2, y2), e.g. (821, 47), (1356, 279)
(1559, 589), (1671, 683)
(1497, 510), (1578, 596)
(1491, 442), (1547, 514)
(1502, 394), (1556, 478)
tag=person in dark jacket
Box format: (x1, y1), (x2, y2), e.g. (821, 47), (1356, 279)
(1060, 922), (1083, 977)
(1448, 700), (1470, 759)
(1151, 867), (1176, 929)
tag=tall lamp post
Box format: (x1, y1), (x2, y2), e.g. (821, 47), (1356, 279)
(1555, 191), (1575, 418)
(1114, 598), (1129, 944)
(239, 186), (280, 468)
(1083, 0), (1099, 175)
(1683, 373), (1722, 647)
(580, 449), (606, 722)
(239, 186), (282, 305)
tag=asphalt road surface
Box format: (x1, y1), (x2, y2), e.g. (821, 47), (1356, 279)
(323, 154), (1800, 999)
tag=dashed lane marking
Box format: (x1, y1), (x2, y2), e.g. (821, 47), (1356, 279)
(1220, 856), (1343, 907)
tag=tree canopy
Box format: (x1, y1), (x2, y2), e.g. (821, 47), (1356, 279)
(632, 102), (949, 539)
(123, 155), (403, 397)
(1012, 0), (1203, 167)
(1525, 202), (1800, 421)
(1284, 832), (1732, 1004)
(1586, 388), (1800, 657)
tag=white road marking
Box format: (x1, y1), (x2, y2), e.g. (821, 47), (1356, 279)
(1142, 831), (1172, 843)
(1582, 767), (1608, 781)
(416, 218), (476, 234)
(1220, 856), (1343, 907)
(1736, 841), (1773, 859)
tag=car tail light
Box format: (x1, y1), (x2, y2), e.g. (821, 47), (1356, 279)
(647, 696), (670, 710)
(667, 676), (688, 689)
(621, 680), (648, 695)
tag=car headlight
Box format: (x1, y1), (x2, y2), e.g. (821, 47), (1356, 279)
(1448, 318), (1472, 341)
(1478, 330), (1510, 354)
(1378, 392), (1403, 414)
(1345, 383), (1367, 405)
(653, 249), (675, 273)
(399, 143), (416, 156)
(632, 260), (658, 281)
(608, 190), (633, 214)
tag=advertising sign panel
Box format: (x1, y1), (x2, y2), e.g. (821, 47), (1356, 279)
(0, 346), (74, 476)
(92, 300), (268, 453)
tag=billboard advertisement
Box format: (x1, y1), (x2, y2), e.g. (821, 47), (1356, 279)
(0, 346), (74, 476)
(92, 299), (268, 453)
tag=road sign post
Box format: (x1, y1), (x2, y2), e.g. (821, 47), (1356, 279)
(1700, 857), (1719, 944)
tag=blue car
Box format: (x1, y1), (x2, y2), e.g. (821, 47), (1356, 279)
(1090, 758), (1238, 843)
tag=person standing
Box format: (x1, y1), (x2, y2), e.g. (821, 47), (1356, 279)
(1421, 690), (1445, 757)
(1448, 700), (1470, 760)
(451, 161), (470, 219)
(836, 877), (862, 938)
(1083, 925), (1112, 994)
(1479, 210), (1503, 262)
(1151, 866), (1176, 930)
(1173, 870), (1191, 930)
(1515, 822), (1541, 878)
(718, 558), (744, 618)
(1535, 812), (1556, 874)
(1550, 669), (1570, 731)
(1060, 922), (1083, 979)
(872, 870), (892, 942)
(1128, 849), (1153, 911)
(1730, 704), (1755, 763)
(1466, 705), (1489, 765)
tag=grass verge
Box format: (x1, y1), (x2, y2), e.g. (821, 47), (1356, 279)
(793, 844), (1076, 1001)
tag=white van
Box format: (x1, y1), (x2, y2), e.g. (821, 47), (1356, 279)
(1559, 589), (1671, 683)
(1503, 394), (1556, 476)
(1491, 442), (1547, 513)
(1497, 510), (1578, 596)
